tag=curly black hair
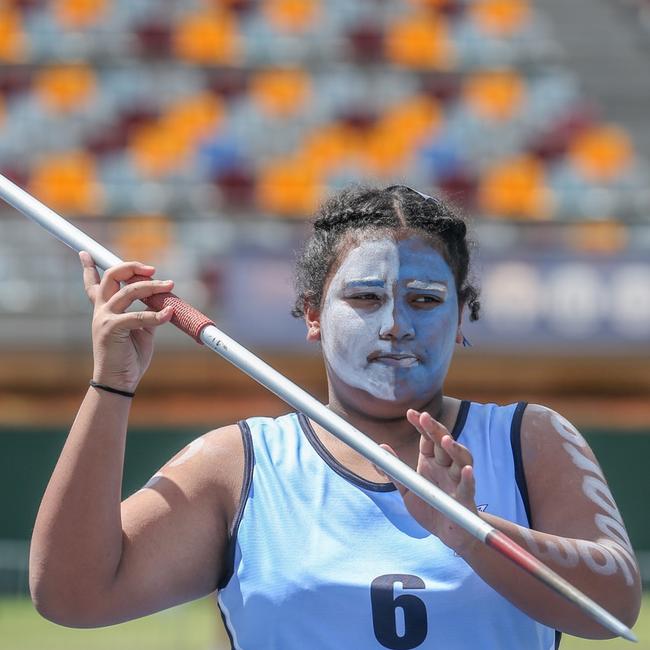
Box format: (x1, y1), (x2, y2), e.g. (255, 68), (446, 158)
(292, 185), (480, 321)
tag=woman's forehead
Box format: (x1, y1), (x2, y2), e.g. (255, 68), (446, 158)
(331, 233), (454, 282)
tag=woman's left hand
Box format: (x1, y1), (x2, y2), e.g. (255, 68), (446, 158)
(381, 409), (479, 556)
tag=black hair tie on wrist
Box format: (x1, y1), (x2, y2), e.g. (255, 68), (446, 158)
(89, 380), (135, 398)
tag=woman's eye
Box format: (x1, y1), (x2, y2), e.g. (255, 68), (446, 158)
(412, 295), (442, 304)
(350, 293), (380, 301)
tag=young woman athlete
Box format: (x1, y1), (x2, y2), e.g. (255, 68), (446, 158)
(29, 185), (641, 649)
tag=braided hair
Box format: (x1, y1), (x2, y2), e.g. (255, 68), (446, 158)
(292, 185), (480, 321)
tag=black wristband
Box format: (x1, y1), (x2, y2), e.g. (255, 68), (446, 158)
(89, 380), (135, 398)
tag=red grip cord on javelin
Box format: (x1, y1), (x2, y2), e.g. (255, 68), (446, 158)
(125, 274), (214, 343)
(143, 292), (214, 343)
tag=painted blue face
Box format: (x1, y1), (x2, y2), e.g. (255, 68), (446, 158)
(319, 235), (459, 403)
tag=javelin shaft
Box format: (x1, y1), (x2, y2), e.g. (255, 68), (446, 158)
(0, 176), (121, 270)
(200, 325), (635, 642)
(0, 173), (636, 642)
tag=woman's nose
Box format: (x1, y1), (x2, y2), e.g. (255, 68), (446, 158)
(378, 302), (415, 340)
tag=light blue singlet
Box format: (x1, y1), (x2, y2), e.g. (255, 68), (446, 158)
(216, 401), (559, 650)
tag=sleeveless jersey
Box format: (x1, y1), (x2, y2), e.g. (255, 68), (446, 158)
(216, 401), (559, 650)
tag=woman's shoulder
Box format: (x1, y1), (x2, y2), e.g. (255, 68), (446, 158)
(238, 411), (301, 430)
(458, 400), (580, 443)
(237, 412), (308, 461)
(518, 403), (592, 465)
(453, 398), (527, 426)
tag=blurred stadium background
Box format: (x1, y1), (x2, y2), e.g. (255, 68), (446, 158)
(0, 0), (649, 647)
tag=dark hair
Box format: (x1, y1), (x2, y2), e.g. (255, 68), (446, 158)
(292, 185), (480, 321)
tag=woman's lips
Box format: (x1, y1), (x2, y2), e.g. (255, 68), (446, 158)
(369, 354), (419, 367)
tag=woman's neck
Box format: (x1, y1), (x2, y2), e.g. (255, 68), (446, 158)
(325, 389), (451, 451)
(306, 391), (461, 481)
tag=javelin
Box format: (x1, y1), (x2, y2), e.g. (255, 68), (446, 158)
(0, 173), (636, 643)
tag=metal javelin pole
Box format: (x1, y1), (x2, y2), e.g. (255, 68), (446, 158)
(0, 173), (636, 643)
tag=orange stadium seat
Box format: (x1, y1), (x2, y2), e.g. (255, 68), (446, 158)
(362, 96), (444, 176)
(469, 0), (531, 37)
(114, 214), (173, 263)
(130, 94), (223, 178)
(568, 124), (633, 183)
(263, 0), (320, 33)
(257, 155), (322, 217)
(300, 124), (351, 175)
(162, 92), (225, 147)
(130, 122), (188, 178)
(53, 0), (107, 30)
(29, 151), (103, 215)
(362, 125), (412, 178)
(463, 69), (525, 122)
(381, 95), (444, 146)
(478, 153), (551, 219)
(34, 63), (96, 114)
(0, 6), (26, 62)
(250, 68), (312, 118)
(173, 10), (242, 64)
(385, 13), (455, 69)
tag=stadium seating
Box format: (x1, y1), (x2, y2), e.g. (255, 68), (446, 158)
(0, 0), (648, 320)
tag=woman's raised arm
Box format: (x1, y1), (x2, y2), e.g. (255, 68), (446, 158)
(29, 255), (244, 627)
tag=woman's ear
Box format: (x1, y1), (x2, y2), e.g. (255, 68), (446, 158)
(305, 305), (321, 342)
(456, 303), (465, 345)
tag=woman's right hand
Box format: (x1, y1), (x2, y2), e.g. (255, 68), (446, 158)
(80, 251), (175, 393)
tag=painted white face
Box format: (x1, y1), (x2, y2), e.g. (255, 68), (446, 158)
(319, 236), (459, 402)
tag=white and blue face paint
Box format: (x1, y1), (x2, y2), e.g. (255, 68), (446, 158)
(319, 236), (459, 402)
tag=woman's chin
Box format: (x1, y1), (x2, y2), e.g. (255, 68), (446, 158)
(340, 386), (438, 420)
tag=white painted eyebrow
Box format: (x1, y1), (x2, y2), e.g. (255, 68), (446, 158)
(406, 280), (448, 292)
(343, 278), (385, 288)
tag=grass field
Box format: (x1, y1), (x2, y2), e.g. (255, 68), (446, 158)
(1, 593), (648, 649)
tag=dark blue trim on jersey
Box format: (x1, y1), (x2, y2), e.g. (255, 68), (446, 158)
(299, 413), (397, 492)
(217, 420), (255, 590)
(510, 401), (532, 527)
(299, 401), (471, 493)
(218, 603), (236, 650)
(509, 403), (562, 648)
(450, 400), (471, 441)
